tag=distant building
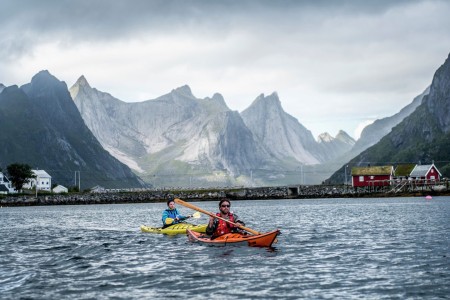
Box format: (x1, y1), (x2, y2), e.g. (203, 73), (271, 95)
(23, 170), (52, 191)
(394, 164), (416, 181)
(409, 164), (442, 182)
(52, 185), (68, 194)
(90, 185), (106, 193)
(351, 166), (394, 187)
(0, 172), (17, 194)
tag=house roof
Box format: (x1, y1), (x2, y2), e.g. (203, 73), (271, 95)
(394, 164), (416, 177)
(0, 172), (9, 183)
(0, 184), (9, 192)
(352, 166), (393, 176)
(410, 164), (442, 177)
(32, 170), (51, 178)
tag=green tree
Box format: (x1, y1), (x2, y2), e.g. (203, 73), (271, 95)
(6, 163), (35, 191)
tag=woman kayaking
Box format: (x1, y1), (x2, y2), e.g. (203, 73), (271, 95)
(206, 198), (245, 238)
(162, 199), (192, 228)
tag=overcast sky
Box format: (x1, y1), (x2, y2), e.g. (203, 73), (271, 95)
(1, 0), (450, 139)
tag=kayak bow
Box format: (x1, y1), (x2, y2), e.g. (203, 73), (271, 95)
(186, 229), (280, 247)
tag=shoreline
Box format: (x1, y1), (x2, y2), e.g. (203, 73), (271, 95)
(1, 185), (449, 207)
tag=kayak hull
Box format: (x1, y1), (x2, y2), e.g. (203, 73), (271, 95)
(186, 229), (280, 247)
(140, 223), (207, 235)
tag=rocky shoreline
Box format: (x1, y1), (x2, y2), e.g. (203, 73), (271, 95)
(1, 184), (449, 207)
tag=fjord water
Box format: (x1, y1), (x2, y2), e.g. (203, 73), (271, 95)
(1, 197), (449, 299)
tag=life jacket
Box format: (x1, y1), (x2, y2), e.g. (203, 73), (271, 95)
(214, 212), (236, 237)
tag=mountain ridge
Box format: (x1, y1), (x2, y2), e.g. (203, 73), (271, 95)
(0, 71), (146, 190)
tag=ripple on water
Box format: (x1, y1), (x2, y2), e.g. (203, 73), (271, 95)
(0, 198), (449, 299)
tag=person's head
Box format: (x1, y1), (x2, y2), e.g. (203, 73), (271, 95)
(219, 198), (231, 214)
(167, 199), (175, 209)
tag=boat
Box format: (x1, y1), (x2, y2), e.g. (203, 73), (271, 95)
(140, 223), (207, 235)
(186, 229), (280, 247)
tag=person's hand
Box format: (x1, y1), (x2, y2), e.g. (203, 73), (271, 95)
(208, 216), (214, 226)
(236, 220), (245, 227)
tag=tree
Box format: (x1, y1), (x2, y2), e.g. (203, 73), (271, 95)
(6, 163), (35, 191)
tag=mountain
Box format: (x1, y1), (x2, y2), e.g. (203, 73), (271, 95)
(326, 53), (450, 183)
(0, 83), (5, 93)
(241, 93), (354, 162)
(70, 78), (273, 187)
(0, 71), (146, 190)
(71, 77), (357, 186)
(351, 86), (429, 155)
(317, 130), (355, 160)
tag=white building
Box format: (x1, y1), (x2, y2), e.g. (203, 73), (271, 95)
(52, 185), (68, 194)
(23, 169), (52, 191)
(0, 172), (17, 194)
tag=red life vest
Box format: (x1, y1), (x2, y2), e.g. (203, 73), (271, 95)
(214, 212), (235, 237)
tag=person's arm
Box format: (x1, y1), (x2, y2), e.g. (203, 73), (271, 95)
(206, 216), (217, 235)
(161, 210), (170, 225)
(232, 214), (245, 232)
(177, 210), (192, 221)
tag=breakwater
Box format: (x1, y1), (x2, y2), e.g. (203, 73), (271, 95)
(1, 184), (449, 207)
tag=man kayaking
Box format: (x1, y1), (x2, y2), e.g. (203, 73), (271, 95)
(162, 199), (192, 228)
(206, 199), (245, 238)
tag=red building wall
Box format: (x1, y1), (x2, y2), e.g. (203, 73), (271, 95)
(426, 166), (440, 181)
(352, 175), (391, 187)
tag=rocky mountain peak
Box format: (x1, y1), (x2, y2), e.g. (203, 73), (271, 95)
(426, 52), (450, 132)
(29, 70), (60, 86)
(317, 132), (334, 143)
(75, 75), (91, 88)
(172, 85), (194, 97)
(70, 75), (92, 99)
(335, 130), (355, 144)
(210, 93), (229, 110)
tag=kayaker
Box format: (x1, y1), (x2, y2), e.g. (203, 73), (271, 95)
(162, 199), (192, 227)
(206, 199), (245, 238)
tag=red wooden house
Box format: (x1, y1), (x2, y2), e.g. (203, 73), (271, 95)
(409, 164), (442, 182)
(351, 166), (394, 187)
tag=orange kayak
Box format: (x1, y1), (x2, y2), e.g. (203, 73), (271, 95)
(186, 229), (280, 247)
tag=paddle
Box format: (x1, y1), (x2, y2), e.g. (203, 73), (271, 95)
(174, 198), (261, 235)
(164, 211), (201, 225)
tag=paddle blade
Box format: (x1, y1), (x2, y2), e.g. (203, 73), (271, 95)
(165, 218), (174, 225)
(192, 212), (201, 219)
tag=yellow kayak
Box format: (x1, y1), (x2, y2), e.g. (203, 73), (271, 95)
(140, 223), (208, 235)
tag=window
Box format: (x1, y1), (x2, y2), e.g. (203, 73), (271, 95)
(359, 176), (364, 182)
(370, 176), (374, 179)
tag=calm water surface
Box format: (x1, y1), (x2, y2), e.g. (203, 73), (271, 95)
(1, 197), (449, 299)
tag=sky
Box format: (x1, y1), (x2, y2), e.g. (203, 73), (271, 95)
(1, 0), (450, 139)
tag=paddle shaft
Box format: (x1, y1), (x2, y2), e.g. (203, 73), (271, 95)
(174, 198), (261, 235)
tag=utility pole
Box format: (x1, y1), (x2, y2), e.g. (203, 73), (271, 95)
(300, 165), (303, 185)
(74, 171), (80, 191)
(345, 165), (348, 185)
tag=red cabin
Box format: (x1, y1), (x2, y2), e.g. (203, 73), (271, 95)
(409, 164), (442, 182)
(351, 166), (394, 187)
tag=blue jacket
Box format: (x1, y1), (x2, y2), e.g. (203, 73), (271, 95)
(162, 208), (187, 226)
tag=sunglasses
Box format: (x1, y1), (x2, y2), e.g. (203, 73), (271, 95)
(221, 204), (230, 207)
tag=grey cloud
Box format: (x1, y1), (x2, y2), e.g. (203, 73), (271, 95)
(1, 0), (429, 40)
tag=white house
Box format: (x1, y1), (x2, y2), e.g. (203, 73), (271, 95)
(23, 169), (52, 191)
(0, 172), (17, 194)
(52, 185), (68, 194)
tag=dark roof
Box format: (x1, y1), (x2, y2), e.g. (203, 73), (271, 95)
(352, 166), (393, 176)
(394, 164), (416, 176)
(0, 184), (9, 192)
